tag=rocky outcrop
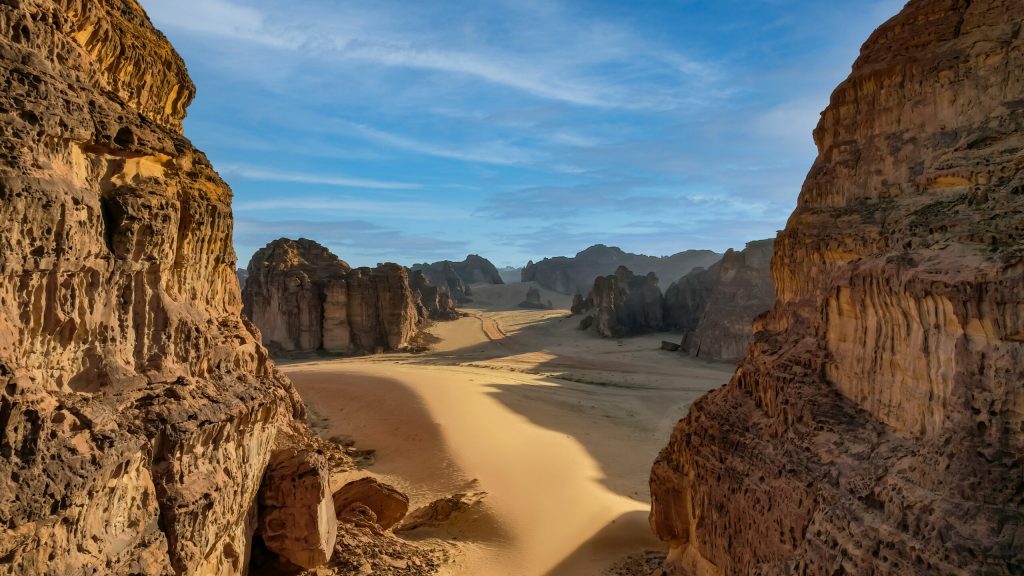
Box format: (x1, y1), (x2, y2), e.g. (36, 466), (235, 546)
(664, 239), (775, 361)
(580, 267), (664, 338)
(411, 254), (503, 303)
(517, 286), (552, 310)
(522, 244), (721, 295)
(242, 239), (424, 355)
(650, 2), (1024, 574)
(409, 270), (459, 321)
(0, 1), (339, 573)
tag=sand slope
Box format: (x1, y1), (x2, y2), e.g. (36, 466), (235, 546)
(284, 283), (732, 575)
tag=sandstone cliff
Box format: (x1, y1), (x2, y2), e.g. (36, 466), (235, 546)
(242, 238), (425, 355)
(650, 1), (1024, 574)
(664, 239), (775, 361)
(580, 267), (665, 338)
(522, 244), (721, 295)
(0, 4), (436, 574)
(0, 1), (330, 573)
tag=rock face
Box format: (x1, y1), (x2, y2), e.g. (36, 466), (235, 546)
(409, 270), (459, 321)
(664, 239), (775, 361)
(0, 1), (333, 574)
(650, 2), (1024, 574)
(242, 238), (423, 355)
(583, 267), (665, 338)
(522, 244), (721, 295)
(259, 448), (337, 569)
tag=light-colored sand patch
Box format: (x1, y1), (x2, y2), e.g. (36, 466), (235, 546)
(285, 293), (733, 575)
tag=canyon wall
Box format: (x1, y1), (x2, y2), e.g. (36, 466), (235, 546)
(243, 238), (428, 355)
(650, 1), (1024, 574)
(0, 0), (333, 573)
(523, 244), (721, 295)
(664, 239), (775, 361)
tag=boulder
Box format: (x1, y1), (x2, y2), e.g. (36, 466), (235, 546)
(258, 449), (337, 569)
(333, 477), (410, 531)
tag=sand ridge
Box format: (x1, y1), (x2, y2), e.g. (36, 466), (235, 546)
(284, 283), (733, 575)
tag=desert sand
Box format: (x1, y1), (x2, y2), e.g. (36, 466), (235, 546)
(284, 281), (733, 575)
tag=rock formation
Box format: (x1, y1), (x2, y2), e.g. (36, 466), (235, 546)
(411, 254), (504, 303)
(522, 244), (721, 295)
(0, 1), (349, 573)
(650, 1), (1024, 574)
(663, 239), (775, 361)
(242, 238), (424, 355)
(517, 286), (552, 310)
(580, 267), (665, 338)
(409, 270), (459, 321)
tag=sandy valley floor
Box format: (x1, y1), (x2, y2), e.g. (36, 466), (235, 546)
(283, 282), (734, 576)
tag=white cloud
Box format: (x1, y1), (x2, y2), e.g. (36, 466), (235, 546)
(218, 164), (421, 190)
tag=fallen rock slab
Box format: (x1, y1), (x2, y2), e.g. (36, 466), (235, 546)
(333, 477), (410, 531)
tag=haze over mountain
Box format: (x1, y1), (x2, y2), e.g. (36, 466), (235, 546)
(142, 0), (903, 268)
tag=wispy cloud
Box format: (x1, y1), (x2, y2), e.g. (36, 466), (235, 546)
(219, 164), (420, 190)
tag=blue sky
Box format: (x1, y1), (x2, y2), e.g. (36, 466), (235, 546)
(142, 0), (903, 268)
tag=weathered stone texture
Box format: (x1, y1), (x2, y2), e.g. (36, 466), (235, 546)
(0, 2), (343, 574)
(650, 1), (1024, 574)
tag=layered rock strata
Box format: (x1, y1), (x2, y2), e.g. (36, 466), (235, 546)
(664, 239), (775, 361)
(581, 267), (665, 338)
(650, 1), (1024, 574)
(242, 238), (423, 355)
(522, 244), (721, 295)
(0, 1), (341, 573)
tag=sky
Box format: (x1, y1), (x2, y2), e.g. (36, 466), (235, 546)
(141, 0), (904, 269)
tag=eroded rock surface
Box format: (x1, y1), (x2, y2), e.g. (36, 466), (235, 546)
(664, 239), (775, 361)
(522, 244), (721, 295)
(242, 239), (424, 355)
(333, 477), (410, 531)
(650, 1), (1024, 573)
(0, 1), (329, 573)
(259, 448), (337, 569)
(581, 267), (665, 338)
(409, 270), (459, 321)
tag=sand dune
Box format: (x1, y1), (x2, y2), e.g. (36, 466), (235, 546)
(285, 283), (732, 575)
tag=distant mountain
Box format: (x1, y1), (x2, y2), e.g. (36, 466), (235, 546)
(497, 266), (523, 284)
(522, 244), (722, 295)
(410, 254), (504, 302)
